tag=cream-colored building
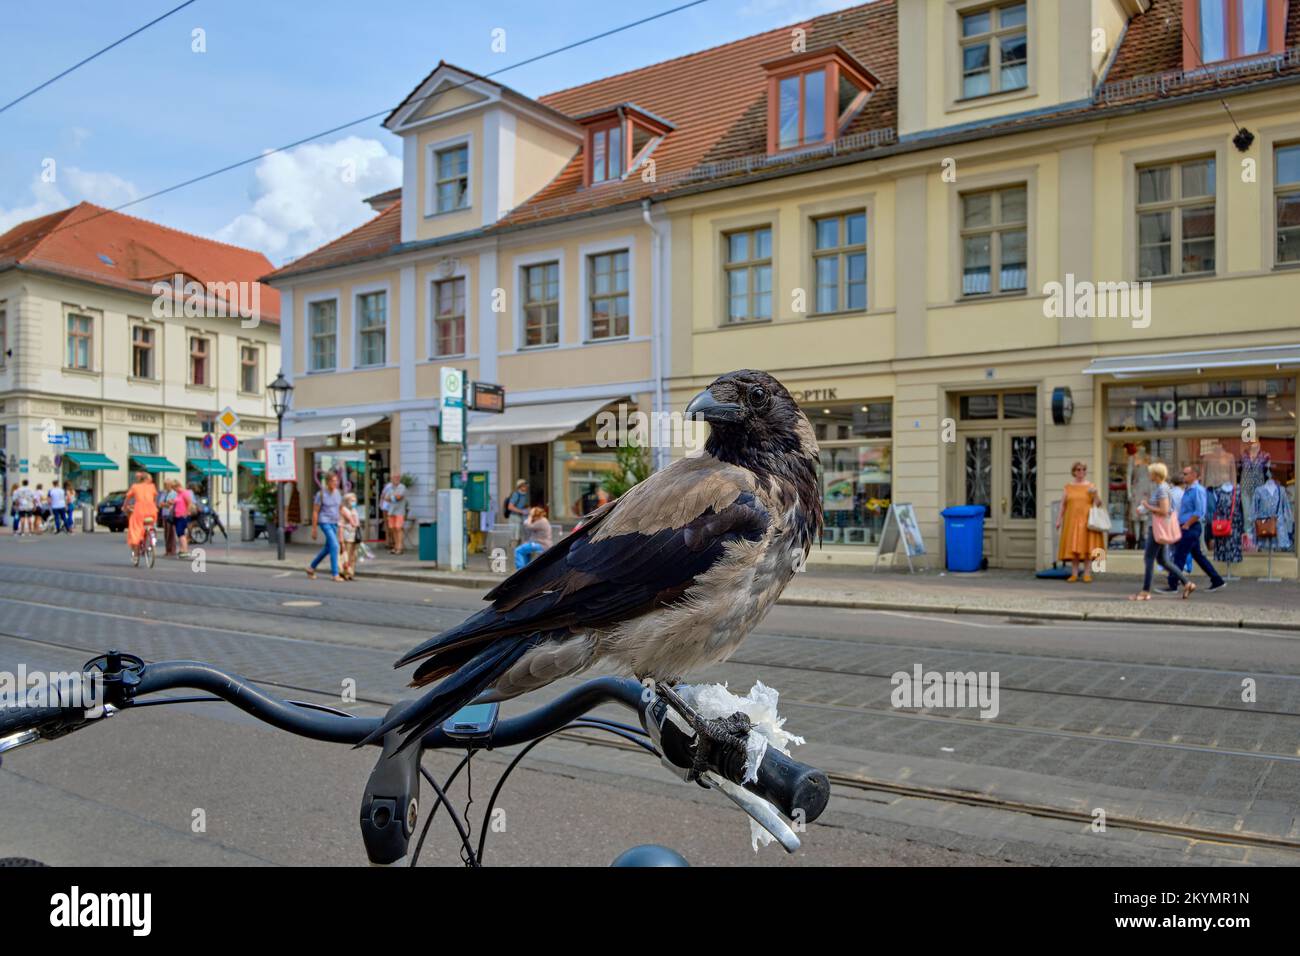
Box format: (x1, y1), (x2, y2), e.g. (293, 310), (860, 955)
(272, 0), (1300, 578)
(0, 203), (281, 520)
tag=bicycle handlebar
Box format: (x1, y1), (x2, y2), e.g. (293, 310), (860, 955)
(0, 655), (831, 836)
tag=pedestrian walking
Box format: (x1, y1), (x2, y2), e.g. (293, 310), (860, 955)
(34, 483), (48, 533)
(514, 505), (552, 569)
(47, 482), (66, 535)
(307, 471), (344, 582)
(1055, 461), (1104, 582)
(1160, 464), (1226, 594)
(173, 481), (195, 557)
(15, 480), (35, 535)
(339, 492), (361, 580)
(1130, 461), (1194, 601)
(506, 479), (529, 546)
(10, 483), (21, 534)
(62, 482), (76, 533)
(386, 484), (409, 555)
(380, 477), (401, 552)
(159, 479), (178, 555)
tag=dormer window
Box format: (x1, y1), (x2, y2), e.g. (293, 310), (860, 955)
(579, 105), (673, 187)
(1183, 0), (1288, 68)
(764, 46), (877, 154)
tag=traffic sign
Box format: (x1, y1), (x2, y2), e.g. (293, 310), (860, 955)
(201, 434), (214, 450)
(217, 406), (240, 431)
(46, 434), (70, 445)
(265, 439), (296, 482)
(219, 433), (238, 453)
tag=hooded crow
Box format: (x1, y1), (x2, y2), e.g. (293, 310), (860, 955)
(362, 370), (822, 750)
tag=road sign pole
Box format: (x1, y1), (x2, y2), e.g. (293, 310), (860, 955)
(224, 449), (231, 561)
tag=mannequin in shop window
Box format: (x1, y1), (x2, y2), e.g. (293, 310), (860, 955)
(1126, 445), (1153, 546)
(1239, 441), (1270, 524)
(1211, 478), (1245, 565)
(1251, 470), (1294, 554)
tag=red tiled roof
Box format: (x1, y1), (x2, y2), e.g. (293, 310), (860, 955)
(269, 0), (1300, 280)
(264, 199), (403, 281)
(0, 202), (280, 322)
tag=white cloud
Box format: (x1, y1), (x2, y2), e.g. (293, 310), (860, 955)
(215, 137), (401, 264)
(0, 165), (141, 234)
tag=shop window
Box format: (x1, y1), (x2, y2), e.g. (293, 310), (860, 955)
(804, 402), (893, 546)
(309, 299), (338, 371)
(812, 212), (867, 314)
(960, 3), (1028, 99)
(66, 312), (93, 369)
(131, 325), (156, 379)
(356, 291), (387, 367)
(724, 226), (772, 324)
(1136, 157), (1216, 279)
(587, 251), (629, 340)
(128, 433), (157, 455)
(433, 277), (466, 357)
(961, 185), (1027, 295)
(65, 429), (94, 451)
(1276, 142), (1300, 265)
(1104, 378), (1296, 554)
(522, 262), (560, 347)
(433, 144), (469, 214)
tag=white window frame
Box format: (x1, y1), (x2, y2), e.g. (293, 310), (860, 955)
(353, 281), (391, 369)
(303, 290), (341, 374)
(578, 236), (636, 343)
(130, 320), (159, 381)
(513, 248), (566, 351)
(427, 264), (472, 360)
(239, 341), (261, 395)
(65, 308), (95, 371)
(425, 134), (473, 218)
(187, 331), (213, 387)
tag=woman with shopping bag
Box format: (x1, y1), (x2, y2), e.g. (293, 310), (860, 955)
(1056, 461), (1107, 583)
(1131, 462), (1194, 601)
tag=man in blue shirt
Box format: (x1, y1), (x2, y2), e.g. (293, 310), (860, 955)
(1165, 464), (1226, 593)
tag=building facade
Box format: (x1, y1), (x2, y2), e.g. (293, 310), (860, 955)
(0, 203), (280, 519)
(272, 0), (1300, 578)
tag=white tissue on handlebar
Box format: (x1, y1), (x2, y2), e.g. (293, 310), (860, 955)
(667, 680), (806, 851)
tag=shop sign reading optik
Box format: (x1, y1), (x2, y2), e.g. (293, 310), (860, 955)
(440, 366), (465, 445)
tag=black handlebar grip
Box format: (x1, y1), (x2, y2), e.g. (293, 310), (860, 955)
(0, 705), (72, 739)
(749, 746), (831, 824)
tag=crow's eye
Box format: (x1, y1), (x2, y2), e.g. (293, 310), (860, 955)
(749, 385), (768, 404)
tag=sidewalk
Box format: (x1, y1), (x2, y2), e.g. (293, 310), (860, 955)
(206, 535), (1300, 631)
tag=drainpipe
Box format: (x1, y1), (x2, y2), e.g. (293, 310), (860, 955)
(642, 198), (666, 472)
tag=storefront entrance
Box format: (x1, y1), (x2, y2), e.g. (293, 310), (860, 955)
(952, 391), (1038, 569)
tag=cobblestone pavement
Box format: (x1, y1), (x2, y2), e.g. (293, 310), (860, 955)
(1, 533), (1297, 866)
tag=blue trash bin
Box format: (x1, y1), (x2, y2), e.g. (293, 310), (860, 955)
(940, 505), (987, 572)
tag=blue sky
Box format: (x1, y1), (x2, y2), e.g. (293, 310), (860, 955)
(2, 0), (860, 263)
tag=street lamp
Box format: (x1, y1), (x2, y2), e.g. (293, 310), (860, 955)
(267, 370), (294, 561)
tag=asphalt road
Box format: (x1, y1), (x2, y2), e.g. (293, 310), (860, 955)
(1, 531), (1297, 867)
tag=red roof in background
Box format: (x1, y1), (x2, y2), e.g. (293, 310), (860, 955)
(268, 0), (1300, 281)
(0, 202), (280, 323)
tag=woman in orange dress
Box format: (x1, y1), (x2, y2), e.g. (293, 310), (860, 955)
(124, 471), (159, 558)
(1056, 461), (1104, 582)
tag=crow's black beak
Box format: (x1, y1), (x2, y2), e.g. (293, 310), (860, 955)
(686, 388), (744, 425)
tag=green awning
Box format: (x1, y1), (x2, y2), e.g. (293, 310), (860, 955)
(130, 454), (180, 473)
(187, 458), (231, 477)
(239, 461), (265, 475)
(64, 451), (119, 471)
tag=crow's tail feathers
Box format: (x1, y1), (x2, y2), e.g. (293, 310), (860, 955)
(357, 634), (543, 753)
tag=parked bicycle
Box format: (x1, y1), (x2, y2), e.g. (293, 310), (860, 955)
(187, 499), (227, 547)
(0, 650), (831, 866)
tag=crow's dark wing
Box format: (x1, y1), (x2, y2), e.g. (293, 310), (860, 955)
(399, 488), (772, 680)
